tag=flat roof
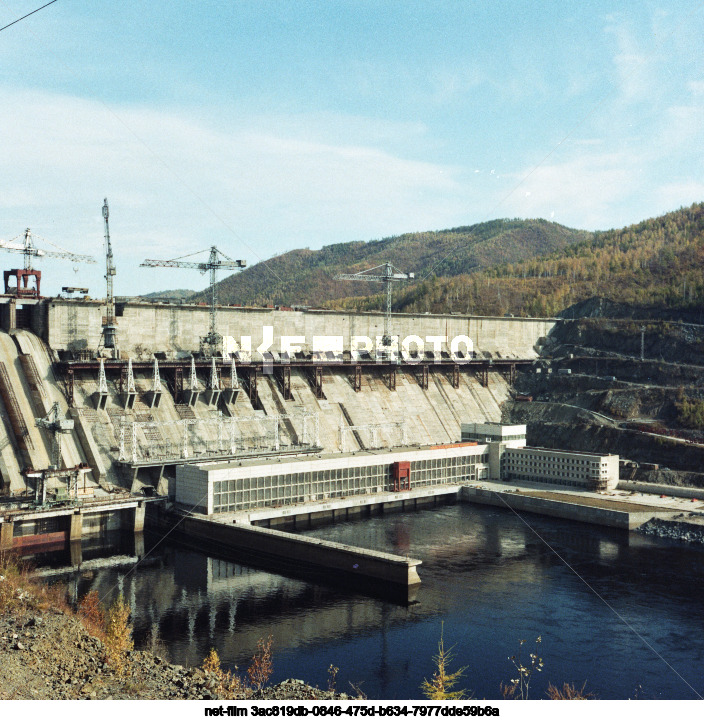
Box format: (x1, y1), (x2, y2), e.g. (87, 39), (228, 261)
(191, 442), (489, 474)
(510, 445), (617, 459)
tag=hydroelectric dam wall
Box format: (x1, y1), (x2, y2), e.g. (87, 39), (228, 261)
(39, 299), (556, 359)
(0, 298), (557, 498)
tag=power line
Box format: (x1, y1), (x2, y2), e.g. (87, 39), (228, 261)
(0, 0), (59, 34)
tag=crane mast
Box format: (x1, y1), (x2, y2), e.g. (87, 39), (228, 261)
(141, 245), (246, 356)
(335, 262), (414, 347)
(101, 198), (118, 350)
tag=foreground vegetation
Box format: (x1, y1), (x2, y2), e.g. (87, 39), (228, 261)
(421, 630), (592, 701)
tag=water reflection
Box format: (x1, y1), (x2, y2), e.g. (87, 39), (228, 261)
(41, 503), (704, 700)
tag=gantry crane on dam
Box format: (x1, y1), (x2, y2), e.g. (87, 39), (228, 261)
(141, 246), (246, 356)
(0, 228), (96, 298)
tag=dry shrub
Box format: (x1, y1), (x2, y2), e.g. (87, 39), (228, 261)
(502, 637), (543, 700)
(546, 681), (593, 700)
(0, 552), (67, 616)
(104, 593), (133, 675)
(0, 552), (24, 614)
(327, 664), (339, 693)
(203, 648), (222, 676)
(145, 622), (170, 661)
(247, 635), (274, 692)
(202, 648), (246, 699)
(32, 580), (71, 614)
(78, 590), (106, 640)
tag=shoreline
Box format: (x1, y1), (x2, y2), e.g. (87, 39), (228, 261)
(0, 561), (351, 701)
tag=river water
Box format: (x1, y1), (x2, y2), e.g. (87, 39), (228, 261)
(47, 502), (704, 700)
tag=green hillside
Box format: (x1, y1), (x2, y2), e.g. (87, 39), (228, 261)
(141, 289), (195, 300)
(328, 203), (704, 318)
(189, 218), (589, 307)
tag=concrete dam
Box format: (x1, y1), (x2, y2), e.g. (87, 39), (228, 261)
(0, 297), (554, 499)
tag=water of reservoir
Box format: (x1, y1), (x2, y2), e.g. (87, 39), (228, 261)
(47, 502), (704, 700)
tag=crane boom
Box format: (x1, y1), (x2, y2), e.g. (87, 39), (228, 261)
(0, 229), (96, 270)
(141, 259), (244, 270)
(335, 262), (414, 346)
(141, 245), (246, 355)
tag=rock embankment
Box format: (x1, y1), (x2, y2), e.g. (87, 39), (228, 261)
(637, 517), (704, 544)
(0, 573), (349, 701)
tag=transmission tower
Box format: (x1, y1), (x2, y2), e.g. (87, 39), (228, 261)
(335, 262), (414, 346)
(141, 246), (246, 355)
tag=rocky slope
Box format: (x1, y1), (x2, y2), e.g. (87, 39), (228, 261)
(0, 568), (350, 701)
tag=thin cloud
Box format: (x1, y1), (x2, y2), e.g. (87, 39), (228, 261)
(0, 86), (469, 294)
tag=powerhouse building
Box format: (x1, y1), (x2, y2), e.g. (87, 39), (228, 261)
(175, 423), (619, 515)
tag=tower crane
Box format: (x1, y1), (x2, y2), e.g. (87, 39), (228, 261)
(334, 262), (414, 347)
(101, 198), (118, 350)
(36, 401), (74, 470)
(141, 246), (246, 355)
(31, 402), (90, 505)
(0, 229), (96, 297)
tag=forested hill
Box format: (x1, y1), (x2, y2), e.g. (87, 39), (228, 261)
(327, 203), (704, 318)
(188, 218), (589, 307)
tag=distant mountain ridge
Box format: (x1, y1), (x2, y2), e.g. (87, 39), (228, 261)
(326, 202), (704, 319)
(141, 289), (195, 300)
(189, 218), (590, 307)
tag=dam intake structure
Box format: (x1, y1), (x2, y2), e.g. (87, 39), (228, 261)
(0, 297), (552, 496)
(0, 297), (557, 588)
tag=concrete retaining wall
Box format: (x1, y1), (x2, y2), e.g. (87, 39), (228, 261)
(237, 485), (461, 528)
(175, 514), (422, 586)
(461, 486), (676, 529)
(618, 481), (704, 500)
(44, 299), (556, 357)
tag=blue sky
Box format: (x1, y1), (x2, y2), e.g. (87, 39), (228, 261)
(1, 1), (704, 296)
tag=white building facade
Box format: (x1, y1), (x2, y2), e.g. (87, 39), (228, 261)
(175, 423), (619, 515)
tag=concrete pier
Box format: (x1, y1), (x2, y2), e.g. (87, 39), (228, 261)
(171, 513), (422, 588)
(184, 388), (200, 406)
(69, 510), (83, 541)
(204, 388), (221, 406)
(462, 485), (682, 529)
(121, 390), (137, 410)
(145, 389), (162, 408)
(0, 496), (158, 552)
(220, 387), (240, 406)
(134, 502), (145, 533)
(93, 391), (108, 410)
(69, 540), (82, 566)
(0, 519), (13, 551)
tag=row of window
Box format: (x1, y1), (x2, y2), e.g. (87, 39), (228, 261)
(462, 433), (525, 442)
(505, 474), (596, 488)
(211, 454), (486, 513)
(507, 452), (604, 467)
